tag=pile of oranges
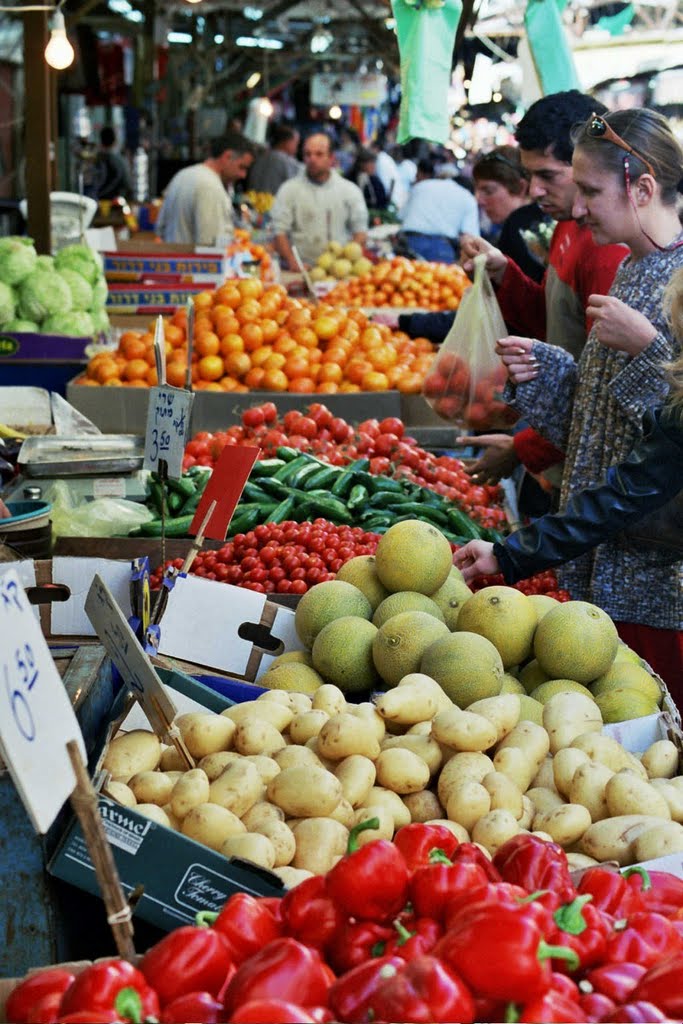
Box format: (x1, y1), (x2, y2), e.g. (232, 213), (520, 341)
(226, 229), (273, 280)
(76, 278), (437, 394)
(325, 257), (471, 311)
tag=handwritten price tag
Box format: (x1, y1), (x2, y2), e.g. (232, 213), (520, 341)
(0, 569), (85, 834)
(143, 385), (195, 480)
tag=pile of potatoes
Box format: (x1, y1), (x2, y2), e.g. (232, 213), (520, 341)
(101, 678), (683, 885)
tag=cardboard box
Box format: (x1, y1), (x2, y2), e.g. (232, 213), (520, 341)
(106, 281), (216, 315)
(0, 331), (91, 363)
(103, 250), (227, 284)
(49, 670), (283, 932)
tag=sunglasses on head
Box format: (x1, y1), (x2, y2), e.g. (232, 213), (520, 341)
(587, 114), (656, 179)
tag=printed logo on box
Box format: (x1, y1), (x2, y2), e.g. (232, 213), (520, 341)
(0, 334), (19, 356)
(175, 863), (232, 913)
(99, 802), (152, 854)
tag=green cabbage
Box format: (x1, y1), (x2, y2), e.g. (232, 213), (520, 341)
(54, 243), (102, 285)
(0, 238), (37, 286)
(35, 255), (55, 272)
(3, 318), (39, 332)
(0, 235), (35, 251)
(57, 268), (94, 310)
(18, 269), (72, 323)
(0, 280), (16, 325)
(90, 306), (110, 335)
(42, 310), (95, 336)
(90, 274), (108, 309)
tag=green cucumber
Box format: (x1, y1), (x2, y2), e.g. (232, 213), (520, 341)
(368, 491), (413, 508)
(265, 495), (298, 524)
(347, 484), (369, 510)
(257, 478), (293, 500)
(387, 502), (449, 526)
(251, 458), (287, 477)
(368, 476), (405, 494)
(241, 481), (271, 503)
(303, 496), (354, 524)
(139, 514), (195, 537)
(447, 508), (483, 540)
(166, 475), (196, 499)
(272, 454), (311, 483)
(290, 461), (326, 489)
(167, 490), (184, 514)
(275, 446), (301, 462)
(302, 465), (344, 491)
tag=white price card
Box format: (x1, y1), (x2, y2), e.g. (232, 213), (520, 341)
(85, 573), (178, 737)
(0, 569), (86, 834)
(143, 385), (194, 480)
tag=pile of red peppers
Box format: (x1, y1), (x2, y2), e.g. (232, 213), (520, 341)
(8, 826), (683, 1024)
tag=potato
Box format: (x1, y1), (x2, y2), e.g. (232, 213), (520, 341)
(241, 801), (285, 831)
(348, 703), (386, 743)
(553, 748), (592, 797)
(569, 762), (613, 822)
(407, 721), (433, 736)
(221, 832), (277, 869)
(352, 805), (394, 843)
(467, 694), (521, 743)
(303, 738), (337, 772)
(403, 790), (444, 823)
(267, 765), (342, 818)
(605, 771), (671, 820)
(161, 805), (181, 830)
(177, 712), (236, 759)
(533, 803), (591, 847)
(163, 771), (184, 784)
(493, 747), (535, 794)
(258, 689), (312, 715)
(103, 730), (162, 781)
(497, 721), (550, 767)
(471, 810), (520, 856)
(274, 745), (322, 772)
(375, 748), (430, 795)
(311, 684), (347, 718)
(531, 758), (558, 792)
(135, 804), (172, 827)
(581, 815), (667, 865)
(634, 822), (683, 862)
(223, 700), (293, 732)
(566, 852), (600, 871)
(292, 818), (349, 875)
(425, 819), (470, 842)
(446, 780), (491, 832)
(381, 735), (443, 775)
(641, 740), (679, 779)
(288, 710), (329, 745)
(668, 776), (683, 792)
(650, 779), (683, 823)
(128, 771), (173, 807)
(271, 866), (313, 888)
(209, 760), (264, 818)
(335, 755), (376, 808)
(181, 802), (246, 849)
(543, 693), (602, 754)
(104, 780), (137, 808)
(365, 787), (412, 829)
(437, 752), (494, 806)
(526, 787), (566, 816)
(244, 754), (281, 785)
(519, 795), (534, 830)
(198, 751), (243, 781)
(571, 733), (648, 779)
(256, 819), (296, 866)
(374, 673), (446, 725)
(236, 719), (288, 757)
(160, 745), (191, 772)
(431, 708), (498, 752)
(483, 771), (524, 819)
(329, 797), (356, 828)
(317, 713), (381, 761)
(170, 768), (210, 819)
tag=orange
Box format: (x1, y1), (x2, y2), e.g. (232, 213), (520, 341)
(123, 358), (150, 382)
(287, 376), (316, 393)
(195, 332), (220, 357)
(322, 347), (349, 367)
(171, 307), (188, 330)
(124, 378), (149, 388)
(339, 381), (361, 393)
(203, 382), (223, 392)
(262, 368), (288, 391)
(284, 355), (310, 379)
(317, 362), (343, 384)
(286, 308), (312, 331)
(237, 277), (264, 301)
(263, 352), (286, 372)
(219, 376), (240, 391)
(193, 291), (215, 311)
(370, 345), (398, 371)
(164, 324), (185, 348)
(345, 359), (373, 385)
(119, 334), (147, 361)
(146, 366), (159, 386)
(241, 322), (264, 351)
(235, 300), (262, 325)
(316, 381), (339, 394)
(224, 351), (252, 378)
(213, 283), (242, 309)
(251, 345), (274, 368)
(220, 333), (245, 357)
(361, 370), (389, 391)
(312, 316), (338, 341)
(260, 318), (279, 343)
(198, 354), (225, 381)
(214, 312), (240, 338)
(244, 366), (266, 389)
(166, 362), (189, 388)
(94, 358), (121, 384)
(292, 326), (318, 350)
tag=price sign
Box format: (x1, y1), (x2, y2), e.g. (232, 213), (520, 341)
(0, 569), (85, 834)
(85, 573), (179, 738)
(143, 385), (195, 480)
(190, 445), (260, 540)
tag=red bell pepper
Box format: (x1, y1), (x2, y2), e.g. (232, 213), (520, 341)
(222, 938), (331, 1018)
(550, 894), (611, 969)
(226, 999), (318, 1023)
(435, 903), (579, 1002)
(580, 990), (617, 1023)
(607, 1001), (673, 1022)
(444, 882), (555, 934)
(139, 923), (233, 1005)
(327, 956), (405, 1024)
(392, 822), (459, 872)
(57, 960), (159, 1023)
(631, 955), (683, 1017)
(281, 875), (344, 952)
(383, 913), (443, 959)
(577, 867), (646, 919)
(368, 954), (475, 1023)
(207, 893), (283, 964)
(325, 816), (409, 921)
(7, 969), (75, 1024)
(159, 991), (222, 1024)
(56, 1013), (123, 1023)
(493, 834), (576, 903)
(509, 990), (584, 1022)
(604, 911), (683, 968)
(326, 918), (394, 973)
(549, 972), (580, 1002)
(628, 868), (683, 918)
(584, 961), (647, 1002)
(450, 841), (502, 881)
(408, 853), (489, 921)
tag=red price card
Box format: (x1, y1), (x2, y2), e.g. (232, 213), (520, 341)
(190, 445), (260, 540)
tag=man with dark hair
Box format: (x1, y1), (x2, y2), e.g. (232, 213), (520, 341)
(156, 132), (254, 246)
(95, 126), (133, 200)
(271, 132), (368, 269)
(247, 123), (301, 196)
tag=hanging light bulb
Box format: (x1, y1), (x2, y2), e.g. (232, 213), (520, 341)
(44, 9), (75, 70)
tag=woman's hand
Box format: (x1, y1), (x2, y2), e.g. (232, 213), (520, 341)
(586, 294), (658, 356)
(456, 433), (519, 484)
(495, 336), (540, 384)
(453, 540), (500, 583)
(459, 234), (508, 284)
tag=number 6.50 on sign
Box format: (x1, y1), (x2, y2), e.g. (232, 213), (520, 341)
(0, 569), (86, 834)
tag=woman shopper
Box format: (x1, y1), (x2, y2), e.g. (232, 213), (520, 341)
(457, 109), (683, 689)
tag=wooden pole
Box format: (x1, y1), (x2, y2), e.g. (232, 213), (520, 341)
(23, 11), (52, 254)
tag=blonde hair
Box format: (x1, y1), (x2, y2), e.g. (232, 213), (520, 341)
(664, 267), (683, 413)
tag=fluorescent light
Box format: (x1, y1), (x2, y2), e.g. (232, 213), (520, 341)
(244, 6), (263, 19)
(109, 0), (132, 12)
(168, 31), (192, 42)
(214, 33), (224, 43)
(246, 71), (261, 88)
(236, 35), (283, 49)
(329, 104), (342, 120)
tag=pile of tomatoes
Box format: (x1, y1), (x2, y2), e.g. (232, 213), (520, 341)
(325, 257), (471, 311)
(182, 402), (507, 531)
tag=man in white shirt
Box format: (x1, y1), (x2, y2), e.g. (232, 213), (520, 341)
(400, 157), (479, 263)
(156, 132), (254, 246)
(270, 133), (369, 269)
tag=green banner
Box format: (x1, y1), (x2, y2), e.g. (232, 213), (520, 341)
(392, 0), (463, 145)
(524, 0), (581, 95)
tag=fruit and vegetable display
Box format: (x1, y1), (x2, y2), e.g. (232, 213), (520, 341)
(309, 240), (373, 284)
(323, 256), (471, 311)
(225, 229), (273, 281)
(0, 238), (110, 337)
(75, 281), (435, 392)
(7, 839), (683, 1024)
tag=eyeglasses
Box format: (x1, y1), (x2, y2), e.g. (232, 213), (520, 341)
(587, 114), (656, 179)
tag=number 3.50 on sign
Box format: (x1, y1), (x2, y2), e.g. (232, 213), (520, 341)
(0, 570), (86, 834)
